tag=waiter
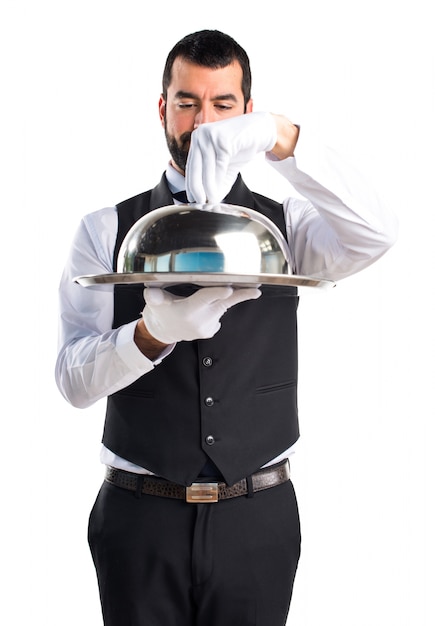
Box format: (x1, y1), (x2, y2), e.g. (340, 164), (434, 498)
(56, 29), (398, 626)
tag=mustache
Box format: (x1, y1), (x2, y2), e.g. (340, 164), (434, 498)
(179, 131), (192, 148)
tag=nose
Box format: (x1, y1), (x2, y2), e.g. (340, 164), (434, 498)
(194, 105), (216, 128)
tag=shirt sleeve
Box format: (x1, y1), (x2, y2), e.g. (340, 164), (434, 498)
(267, 128), (399, 280)
(55, 206), (173, 409)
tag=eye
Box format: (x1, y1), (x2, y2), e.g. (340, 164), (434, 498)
(177, 102), (196, 109)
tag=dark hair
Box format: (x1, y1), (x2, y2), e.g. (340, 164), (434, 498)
(162, 30), (252, 107)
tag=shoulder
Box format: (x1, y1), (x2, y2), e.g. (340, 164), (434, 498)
(81, 205), (118, 238)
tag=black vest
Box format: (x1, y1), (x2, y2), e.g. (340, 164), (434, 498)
(103, 174), (300, 486)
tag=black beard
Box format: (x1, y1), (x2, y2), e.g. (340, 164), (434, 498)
(163, 114), (191, 172)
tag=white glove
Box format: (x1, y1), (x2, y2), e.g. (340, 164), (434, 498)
(142, 286), (261, 344)
(185, 111), (277, 204)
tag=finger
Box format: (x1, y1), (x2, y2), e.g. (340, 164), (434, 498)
(186, 133), (207, 204)
(200, 142), (221, 203)
(189, 286), (234, 306)
(144, 287), (173, 306)
(223, 287), (262, 308)
(199, 124), (232, 204)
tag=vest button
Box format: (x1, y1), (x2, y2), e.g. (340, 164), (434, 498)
(204, 396), (214, 407)
(202, 357), (213, 367)
(205, 435), (215, 446)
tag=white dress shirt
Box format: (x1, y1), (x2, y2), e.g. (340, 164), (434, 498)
(56, 131), (398, 476)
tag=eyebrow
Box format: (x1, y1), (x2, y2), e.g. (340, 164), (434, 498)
(174, 90), (238, 102)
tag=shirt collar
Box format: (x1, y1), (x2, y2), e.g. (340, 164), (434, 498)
(165, 163), (185, 194)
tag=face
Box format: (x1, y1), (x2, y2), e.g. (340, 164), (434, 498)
(159, 57), (253, 174)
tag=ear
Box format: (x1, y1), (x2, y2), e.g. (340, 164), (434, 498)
(158, 95), (166, 127)
(245, 98), (254, 113)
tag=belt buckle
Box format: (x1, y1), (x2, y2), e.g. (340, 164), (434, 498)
(186, 482), (219, 503)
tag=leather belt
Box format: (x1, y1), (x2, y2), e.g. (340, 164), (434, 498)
(105, 460), (290, 504)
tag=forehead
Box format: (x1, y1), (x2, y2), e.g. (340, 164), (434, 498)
(168, 57), (244, 97)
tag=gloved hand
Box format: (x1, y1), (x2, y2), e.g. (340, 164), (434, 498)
(185, 111), (277, 204)
(142, 286), (261, 344)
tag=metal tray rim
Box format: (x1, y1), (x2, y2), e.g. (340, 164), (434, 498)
(74, 272), (336, 289)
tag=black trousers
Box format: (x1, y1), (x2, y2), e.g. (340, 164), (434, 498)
(88, 475), (301, 626)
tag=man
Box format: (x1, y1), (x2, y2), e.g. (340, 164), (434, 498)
(56, 30), (397, 626)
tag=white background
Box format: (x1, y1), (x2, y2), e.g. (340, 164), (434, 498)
(2, 1), (434, 624)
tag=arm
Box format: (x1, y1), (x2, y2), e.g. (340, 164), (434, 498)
(55, 208), (169, 409)
(184, 111), (398, 279)
(268, 128), (398, 280)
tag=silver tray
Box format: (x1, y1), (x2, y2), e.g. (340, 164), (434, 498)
(75, 272), (335, 290)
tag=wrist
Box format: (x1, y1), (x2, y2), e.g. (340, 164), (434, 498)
(134, 318), (170, 359)
(270, 114), (299, 160)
